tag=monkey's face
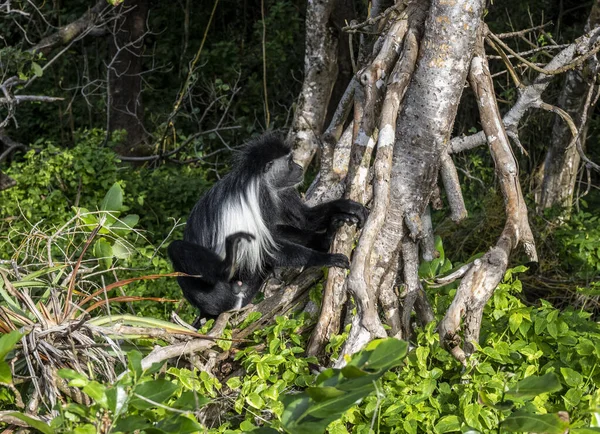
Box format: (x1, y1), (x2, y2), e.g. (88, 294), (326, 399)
(264, 153), (304, 189)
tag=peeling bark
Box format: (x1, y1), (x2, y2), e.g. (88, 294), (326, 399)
(310, 5), (412, 357)
(288, 0), (339, 169)
(372, 0), (485, 339)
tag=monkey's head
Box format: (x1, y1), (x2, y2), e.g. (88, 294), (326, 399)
(236, 135), (303, 189)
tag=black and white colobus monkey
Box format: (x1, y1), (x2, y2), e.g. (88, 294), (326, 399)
(168, 135), (368, 318)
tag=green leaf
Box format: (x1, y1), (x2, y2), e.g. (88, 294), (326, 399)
(31, 62), (43, 77)
(571, 429), (600, 433)
(561, 367), (584, 387)
(106, 385), (128, 415)
(246, 392), (266, 409)
(156, 415), (204, 433)
(509, 312), (522, 334)
(0, 361), (12, 383)
(434, 415), (461, 433)
(563, 388), (584, 409)
(6, 412), (55, 434)
(363, 338), (408, 371)
(463, 403), (481, 429)
(113, 415), (152, 432)
(93, 238), (113, 269)
(58, 368), (89, 388)
(112, 239), (134, 260)
(172, 391), (210, 410)
(502, 411), (568, 434)
(100, 182), (124, 212)
(306, 386), (346, 401)
(505, 373), (562, 401)
(256, 362), (269, 380)
(112, 214), (140, 236)
(130, 379), (178, 410)
(227, 377), (242, 389)
(83, 381), (108, 408)
(128, 350), (143, 379)
(0, 330), (22, 360)
(74, 424), (96, 434)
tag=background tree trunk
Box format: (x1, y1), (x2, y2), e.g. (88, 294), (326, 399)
(536, 0), (600, 213)
(107, 0), (149, 154)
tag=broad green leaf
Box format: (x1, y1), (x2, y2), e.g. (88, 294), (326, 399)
(0, 361), (12, 383)
(502, 411), (568, 434)
(256, 362), (269, 380)
(464, 403), (481, 429)
(246, 392), (266, 409)
(0, 330), (22, 360)
(227, 377), (242, 389)
(505, 373), (562, 401)
(156, 415), (204, 433)
(128, 349), (143, 379)
(130, 379), (178, 410)
(93, 238), (113, 269)
(113, 415), (152, 432)
(100, 182), (124, 212)
(340, 365), (368, 378)
(58, 368), (89, 388)
(306, 386), (346, 401)
(31, 62), (43, 77)
(363, 338), (408, 371)
(7, 412), (55, 434)
(564, 388), (584, 409)
(172, 391), (210, 410)
(74, 424), (96, 434)
(571, 429), (600, 433)
(112, 214), (140, 235)
(434, 415), (461, 433)
(106, 385), (128, 415)
(112, 239), (134, 260)
(83, 381), (108, 408)
(561, 367), (584, 387)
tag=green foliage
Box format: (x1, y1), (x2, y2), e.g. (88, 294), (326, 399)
(321, 267), (600, 433)
(0, 130), (213, 319)
(552, 210), (600, 278)
(47, 351), (209, 433)
(279, 339), (408, 434)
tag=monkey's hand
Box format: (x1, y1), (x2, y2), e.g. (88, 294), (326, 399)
(333, 201), (369, 228)
(328, 253), (351, 269)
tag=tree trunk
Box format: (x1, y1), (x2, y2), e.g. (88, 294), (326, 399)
(537, 0), (600, 213)
(107, 0), (149, 154)
(287, 0), (339, 169)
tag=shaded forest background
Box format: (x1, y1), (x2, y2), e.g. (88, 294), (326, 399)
(1, 0), (600, 432)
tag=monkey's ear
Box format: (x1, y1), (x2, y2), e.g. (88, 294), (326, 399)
(264, 161), (274, 172)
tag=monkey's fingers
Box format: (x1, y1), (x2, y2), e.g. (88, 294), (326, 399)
(329, 253), (350, 269)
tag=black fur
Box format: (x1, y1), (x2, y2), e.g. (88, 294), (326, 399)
(168, 135), (368, 318)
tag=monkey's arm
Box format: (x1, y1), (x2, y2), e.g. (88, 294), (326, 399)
(270, 240), (350, 269)
(278, 190), (368, 230)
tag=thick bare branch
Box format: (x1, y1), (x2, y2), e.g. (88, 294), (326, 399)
(451, 26), (600, 153)
(29, 0), (109, 56)
(440, 36), (537, 364)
